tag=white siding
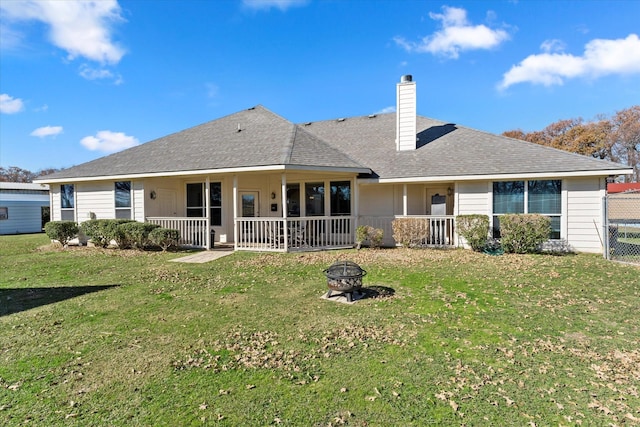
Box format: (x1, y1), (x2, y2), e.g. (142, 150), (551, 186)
(50, 186), (62, 221)
(456, 182), (489, 215)
(133, 181), (145, 222)
(566, 177), (605, 253)
(76, 182), (114, 222)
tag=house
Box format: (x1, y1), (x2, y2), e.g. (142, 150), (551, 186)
(35, 76), (632, 253)
(0, 182), (50, 235)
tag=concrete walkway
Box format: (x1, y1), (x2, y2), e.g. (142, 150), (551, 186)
(170, 247), (234, 263)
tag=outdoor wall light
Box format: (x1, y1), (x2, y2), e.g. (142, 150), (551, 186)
(271, 192), (276, 199)
(150, 190), (157, 200)
(447, 187), (454, 196)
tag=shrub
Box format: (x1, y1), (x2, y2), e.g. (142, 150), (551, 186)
(355, 225), (384, 249)
(391, 218), (429, 248)
(80, 219), (134, 248)
(118, 222), (160, 249)
(456, 214), (490, 252)
(44, 221), (78, 247)
(499, 214), (551, 254)
(149, 228), (181, 251)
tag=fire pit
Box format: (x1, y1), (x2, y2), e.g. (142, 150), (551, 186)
(323, 260), (367, 302)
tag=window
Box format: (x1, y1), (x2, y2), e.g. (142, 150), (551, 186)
(305, 182), (325, 216)
(528, 180), (561, 239)
(493, 180), (561, 239)
(60, 184), (75, 221)
(186, 183), (204, 217)
(210, 182), (222, 226)
(115, 181), (132, 219)
(330, 181), (351, 216)
(186, 182), (222, 226)
(0, 207), (7, 220)
(286, 184), (300, 217)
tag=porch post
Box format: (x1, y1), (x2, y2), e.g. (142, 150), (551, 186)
(233, 175), (238, 250)
(205, 177), (211, 249)
(403, 184), (408, 216)
(281, 173), (288, 251)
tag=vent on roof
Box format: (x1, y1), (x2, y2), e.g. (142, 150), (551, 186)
(237, 123), (242, 132)
(303, 122), (312, 126)
(368, 114), (377, 118)
(401, 74), (412, 83)
(337, 118), (346, 122)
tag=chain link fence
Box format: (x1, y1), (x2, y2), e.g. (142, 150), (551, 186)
(604, 194), (640, 264)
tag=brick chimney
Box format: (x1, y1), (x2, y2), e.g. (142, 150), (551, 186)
(396, 75), (417, 151)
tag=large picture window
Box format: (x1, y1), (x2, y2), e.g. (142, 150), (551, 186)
(60, 184), (75, 221)
(493, 180), (561, 239)
(115, 181), (132, 219)
(186, 182), (222, 226)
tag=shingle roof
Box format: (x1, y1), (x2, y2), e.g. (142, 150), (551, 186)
(41, 106), (368, 181)
(40, 105), (630, 182)
(302, 113), (630, 179)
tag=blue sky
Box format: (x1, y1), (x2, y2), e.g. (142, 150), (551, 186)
(1, 0), (639, 172)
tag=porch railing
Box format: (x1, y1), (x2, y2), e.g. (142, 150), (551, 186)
(146, 217), (208, 248)
(358, 215), (457, 247)
(235, 216), (355, 252)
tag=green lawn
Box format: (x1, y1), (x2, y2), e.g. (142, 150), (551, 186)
(1, 234), (639, 426)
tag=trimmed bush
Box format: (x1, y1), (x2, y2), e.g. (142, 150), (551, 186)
(391, 218), (429, 248)
(44, 221), (79, 247)
(80, 219), (134, 248)
(118, 222), (160, 249)
(456, 214), (490, 252)
(499, 214), (551, 254)
(355, 225), (384, 249)
(149, 228), (181, 251)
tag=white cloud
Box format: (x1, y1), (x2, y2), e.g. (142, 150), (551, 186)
(80, 130), (139, 153)
(375, 106), (396, 115)
(0, 0), (125, 64)
(0, 93), (25, 114)
(394, 6), (510, 59)
(242, 0), (309, 12)
(540, 39), (566, 53)
(499, 34), (640, 90)
(31, 125), (63, 138)
(79, 64), (123, 84)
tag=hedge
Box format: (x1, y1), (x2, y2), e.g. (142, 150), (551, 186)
(149, 228), (181, 251)
(499, 214), (551, 254)
(44, 221), (79, 247)
(455, 214), (490, 252)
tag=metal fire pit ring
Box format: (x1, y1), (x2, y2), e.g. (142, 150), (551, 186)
(323, 260), (367, 302)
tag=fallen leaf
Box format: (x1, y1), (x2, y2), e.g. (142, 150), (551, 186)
(246, 384), (256, 389)
(449, 400), (459, 412)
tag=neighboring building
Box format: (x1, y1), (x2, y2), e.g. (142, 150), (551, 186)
(0, 182), (50, 235)
(35, 76), (633, 253)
